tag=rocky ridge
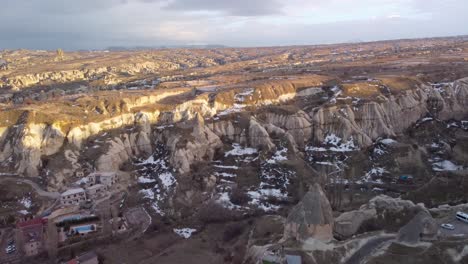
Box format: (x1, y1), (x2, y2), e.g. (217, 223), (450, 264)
(0, 76), (467, 191)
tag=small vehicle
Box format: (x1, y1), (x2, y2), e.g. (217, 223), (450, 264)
(456, 212), (468, 223)
(5, 245), (16, 254)
(441, 223), (455, 230)
(7, 239), (14, 246)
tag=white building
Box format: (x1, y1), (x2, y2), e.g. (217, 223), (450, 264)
(85, 184), (107, 200)
(88, 172), (117, 188)
(60, 188), (86, 206)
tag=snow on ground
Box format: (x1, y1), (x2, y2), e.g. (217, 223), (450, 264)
(373, 146), (386, 155)
(137, 155), (169, 170)
(214, 172), (236, 178)
(20, 197), (32, 209)
(359, 167), (387, 183)
(235, 88), (255, 102)
(216, 192), (242, 210)
(139, 189), (155, 200)
(324, 134), (357, 152)
(380, 138), (397, 145)
(421, 117), (434, 122)
(305, 134), (357, 153)
(305, 135), (356, 173)
(217, 104), (246, 116)
(173, 228), (197, 239)
(246, 148), (295, 212)
(328, 86), (342, 104)
(447, 120), (468, 130)
(213, 165), (239, 169)
(138, 176), (156, 184)
(372, 138), (396, 156)
(159, 172), (176, 188)
(432, 160), (463, 171)
(135, 144), (177, 216)
(225, 143), (258, 157)
(266, 147), (288, 164)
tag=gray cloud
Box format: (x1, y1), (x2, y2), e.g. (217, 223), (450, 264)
(163, 0), (284, 16)
(0, 0), (467, 50)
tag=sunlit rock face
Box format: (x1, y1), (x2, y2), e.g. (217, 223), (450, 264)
(0, 75), (467, 186)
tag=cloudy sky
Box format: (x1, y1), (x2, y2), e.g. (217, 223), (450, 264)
(0, 0), (467, 50)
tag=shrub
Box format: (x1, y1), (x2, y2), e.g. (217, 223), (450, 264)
(198, 202), (233, 223)
(230, 188), (249, 206)
(223, 223), (244, 242)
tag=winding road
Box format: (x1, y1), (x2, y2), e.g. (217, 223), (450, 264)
(344, 234), (396, 264)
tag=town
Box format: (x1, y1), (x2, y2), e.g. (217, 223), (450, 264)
(0, 170), (151, 264)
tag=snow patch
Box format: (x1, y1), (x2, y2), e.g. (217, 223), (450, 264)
(173, 228), (197, 239)
(266, 147), (288, 164)
(138, 176), (156, 184)
(432, 160), (463, 171)
(20, 197), (32, 209)
(225, 143), (258, 157)
(213, 165), (239, 169)
(159, 172), (176, 188)
(380, 138), (397, 145)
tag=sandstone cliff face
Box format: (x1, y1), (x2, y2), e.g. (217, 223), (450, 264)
(0, 122), (65, 176)
(163, 114), (223, 174)
(248, 117), (275, 151)
(261, 111), (313, 148)
(0, 76), (467, 185)
(1, 61), (181, 90)
(310, 80), (468, 147)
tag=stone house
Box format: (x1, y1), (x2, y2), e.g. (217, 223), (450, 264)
(60, 188), (86, 206)
(87, 172), (117, 188)
(85, 184), (107, 200)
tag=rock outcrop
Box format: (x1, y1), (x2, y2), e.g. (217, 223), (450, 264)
(334, 195), (429, 239)
(1, 76), (467, 185)
(164, 114), (223, 174)
(311, 80), (468, 147)
(396, 211), (438, 244)
(284, 183), (334, 241)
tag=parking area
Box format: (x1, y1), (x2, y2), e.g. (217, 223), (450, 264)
(124, 207), (152, 234)
(0, 228), (21, 264)
(437, 217), (468, 238)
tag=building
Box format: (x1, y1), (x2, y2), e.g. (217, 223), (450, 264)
(66, 251), (99, 264)
(60, 188), (86, 206)
(17, 218), (47, 256)
(75, 170), (85, 178)
(87, 172), (117, 188)
(85, 184), (107, 200)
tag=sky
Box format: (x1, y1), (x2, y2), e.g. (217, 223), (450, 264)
(0, 0), (467, 50)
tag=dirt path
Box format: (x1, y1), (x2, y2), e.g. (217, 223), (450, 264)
(344, 234), (395, 264)
(0, 175), (60, 199)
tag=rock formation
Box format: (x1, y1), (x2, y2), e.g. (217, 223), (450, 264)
(284, 183), (334, 241)
(334, 195), (429, 239)
(396, 211), (438, 244)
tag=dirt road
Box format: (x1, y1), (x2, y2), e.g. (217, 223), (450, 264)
(0, 175), (60, 199)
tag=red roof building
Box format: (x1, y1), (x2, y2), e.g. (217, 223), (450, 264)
(17, 217), (48, 256)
